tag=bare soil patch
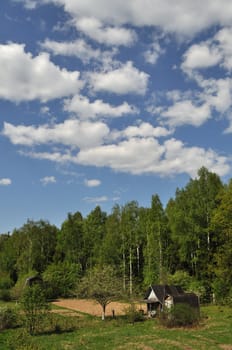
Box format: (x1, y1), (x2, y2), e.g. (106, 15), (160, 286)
(52, 299), (146, 317)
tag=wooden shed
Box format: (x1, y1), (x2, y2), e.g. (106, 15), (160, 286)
(144, 285), (199, 316)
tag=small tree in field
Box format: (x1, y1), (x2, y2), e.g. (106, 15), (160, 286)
(20, 284), (50, 335)
(78, 265), (121, 320)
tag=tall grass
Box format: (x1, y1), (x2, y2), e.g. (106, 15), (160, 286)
(0, 304), (232, 349)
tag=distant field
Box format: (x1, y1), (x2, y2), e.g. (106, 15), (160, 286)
(0, 302), (232, 349)
(52, 298), (147, 317)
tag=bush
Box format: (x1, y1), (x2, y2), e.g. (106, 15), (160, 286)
(0, 306), (18, 330)
(20, 284), (50, 335)
(124, 302), (144, 324)
(160, 303), (200, 328)
(0, 288), (11, 301)
(7, 329), (42, 350)
(0, 275), (14, 289)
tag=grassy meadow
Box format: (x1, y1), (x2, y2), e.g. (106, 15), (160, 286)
(0, 303), (232, 350)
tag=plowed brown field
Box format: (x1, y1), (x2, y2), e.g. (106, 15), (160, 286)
(52, 299), (146, 317)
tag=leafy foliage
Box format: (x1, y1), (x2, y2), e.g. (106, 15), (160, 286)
(0, 167), (231, 304)
(43, 261), (80, 299)
(160, 303), (200, 327)
(124, 302), (144, 323)
(78, 265), (122, 319)
(20, 284), (50, 335)
(0, 306), (18, 330)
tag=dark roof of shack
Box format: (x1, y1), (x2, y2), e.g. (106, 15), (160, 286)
(144, 285), (184, 303)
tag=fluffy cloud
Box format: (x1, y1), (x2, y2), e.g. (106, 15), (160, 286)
(160, 100), (211, 127)
(182, 27), (232, 73)
(40, 38), (115, 63)
(76, 137), (230, 177)
(84, 179), (101, 187)
(64, 95), (138, 119)
(3, 116), (230, 177)
(159, 138), (230, 177)
(144, 42), (165, 65)
(111, 122), (171, 140)
(75, 17), (136, 46)
(181, 43), (221, 72)
(204, 78), (232, 114)
(179, 28), (232, 132)
(40, 176), (56, 185)
(214, 27), (232, 71)
(0, 178), (12, 186)
(0, 43), (82, 102)
(27, 0), (232, 37)
(2, 119), (109, 149)
(89, 61), (149, 95)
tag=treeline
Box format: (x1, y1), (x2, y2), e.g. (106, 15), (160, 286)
(0, 167), (231, 303)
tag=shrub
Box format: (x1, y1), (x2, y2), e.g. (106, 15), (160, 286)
(0, 274), (14, 289)
(0, 306), (18, 330)
(20, 284), (50, 335)
(0, 288), (11, 301)
(160, 303), (200, 328)
(124, 302), (144, 324)
(7, 329), (42, 350)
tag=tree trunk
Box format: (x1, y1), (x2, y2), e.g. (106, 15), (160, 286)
(122, 244), (126, 291)
(102, 304), (106, 320)
(137, 245), (140, 275)
(158, 222), (163, 283)
(129, 246), (133, 295)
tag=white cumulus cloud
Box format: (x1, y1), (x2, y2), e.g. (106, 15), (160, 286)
(26, 0), (232, 38)
(2, 119), (109, 149)
(40, 38), (115, 63)
(75, 17), (137, 46)
(181, 43), (221, 72)
(0, 43), (83, 102)
(89, 61), (149, 95)
(160, 100), (211, 127)
(64, 95), (138, 119)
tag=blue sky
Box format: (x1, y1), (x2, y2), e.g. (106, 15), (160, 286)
(0, 0), (231, 233)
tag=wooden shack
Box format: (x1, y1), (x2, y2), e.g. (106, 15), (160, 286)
(144, 285), (199, 316)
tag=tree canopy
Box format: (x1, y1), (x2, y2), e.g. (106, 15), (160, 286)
(0, 167), (231, 304)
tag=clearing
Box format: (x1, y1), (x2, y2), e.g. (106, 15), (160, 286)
(52, 298), (147, 317)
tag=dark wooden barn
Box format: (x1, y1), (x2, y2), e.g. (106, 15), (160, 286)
(144, 285), (199, 316)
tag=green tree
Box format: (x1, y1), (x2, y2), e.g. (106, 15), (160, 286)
(121, 201), (139, 295)
(211, 180), (232, 301)
(143, 195), (168, 285)
(100, 205), (122, 268)
(43, 261), (81, 298)
(83, 206), (107, 269)
(13, 220), (58, 275)
(78, 265), (121, 320)
(166, 167), (223, 283)
(55, 212), (84, 269)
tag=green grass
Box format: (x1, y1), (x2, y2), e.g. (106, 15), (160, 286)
(0, 304), (232, 349)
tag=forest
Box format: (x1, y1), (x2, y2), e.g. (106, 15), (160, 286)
(0, 167), (231, 304)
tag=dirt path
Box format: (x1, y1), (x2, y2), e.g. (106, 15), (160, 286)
(52, 299), (147, 317)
